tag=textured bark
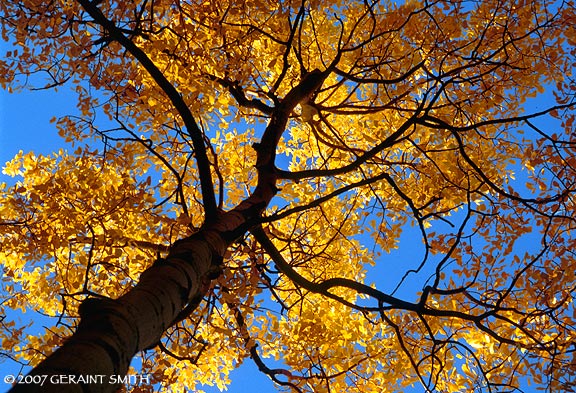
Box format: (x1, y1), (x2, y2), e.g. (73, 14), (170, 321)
(8, 167), (281, 393)
(8, 231), (226, 393)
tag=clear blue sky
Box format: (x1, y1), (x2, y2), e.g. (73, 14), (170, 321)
(0, 83), (546, 393)
(0, 33), (552, 393)
(0, 79), (431, 393)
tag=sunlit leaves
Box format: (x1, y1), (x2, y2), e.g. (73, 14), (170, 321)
(1, 0), (576, 391)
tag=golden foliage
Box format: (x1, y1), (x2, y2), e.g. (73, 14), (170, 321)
(1, 0), (575, 392)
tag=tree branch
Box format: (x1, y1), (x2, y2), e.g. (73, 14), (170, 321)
(76, 0), (219, 221)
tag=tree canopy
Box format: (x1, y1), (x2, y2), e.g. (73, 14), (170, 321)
(1, 0), (575, 392)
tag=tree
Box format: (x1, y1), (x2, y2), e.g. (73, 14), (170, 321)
(1, 0), (575, 391)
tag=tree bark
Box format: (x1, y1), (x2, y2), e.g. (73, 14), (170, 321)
(8, 230), (227, 393)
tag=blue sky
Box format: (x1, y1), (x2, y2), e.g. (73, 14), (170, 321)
(0, 28), (559, 393)
(0, 50), (451, 392)
(0, 82), (548, 393)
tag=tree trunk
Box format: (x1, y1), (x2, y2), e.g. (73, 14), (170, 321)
(8, 229), (228, 393)
(6, 48), (324, 392)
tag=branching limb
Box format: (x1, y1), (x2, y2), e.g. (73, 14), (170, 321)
(276, 112), (419, 181)
(75, 0), (219, 221)
(250, 225), (417, 312)
(222, 287), (304, 393)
